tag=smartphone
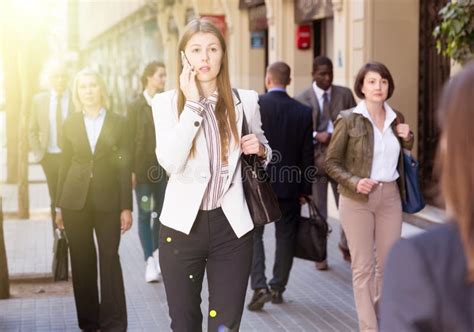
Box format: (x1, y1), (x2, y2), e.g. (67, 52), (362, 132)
(181, 50), (192, 68)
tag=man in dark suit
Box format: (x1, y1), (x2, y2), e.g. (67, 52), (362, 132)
(295, 56), (356, 269)
(247, 62), (313, 311)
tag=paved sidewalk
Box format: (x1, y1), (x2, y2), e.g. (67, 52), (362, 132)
(1, 208), (359, 331)
(0, 115), (421, 331)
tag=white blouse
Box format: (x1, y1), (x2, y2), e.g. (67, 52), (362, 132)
(353, 101), (400, 182)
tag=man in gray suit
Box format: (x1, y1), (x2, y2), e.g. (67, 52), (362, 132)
(295, 56), (356, 270)
(29, 62), (71, 233)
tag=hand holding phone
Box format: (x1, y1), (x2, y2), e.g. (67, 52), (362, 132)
(179, 50), (199, 102)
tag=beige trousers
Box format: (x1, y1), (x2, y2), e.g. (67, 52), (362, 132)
(339, 181), (402, 332)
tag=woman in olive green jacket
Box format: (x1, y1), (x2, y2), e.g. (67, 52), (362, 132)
(325, 62), (414, 332)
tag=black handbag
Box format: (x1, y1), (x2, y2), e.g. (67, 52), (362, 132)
(295, 199), (331, 262)
(236, 89), (281, 226)
(401, 152), (425, 213)
(52, 228), (69, 281)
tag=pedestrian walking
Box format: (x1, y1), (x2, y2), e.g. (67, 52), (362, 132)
(247, 61), (313, 311)
(152, 18), (271, 332)
(127, 61), (167, 283)
(29, 60), (73, 280)
(55, 68), (132, 332)
(295, 56), (356, 268)
(325, 61), (414, 331)
(380, 62), (474, 331)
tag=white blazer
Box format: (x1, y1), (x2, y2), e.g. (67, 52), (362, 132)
(152, 89), (271, 238)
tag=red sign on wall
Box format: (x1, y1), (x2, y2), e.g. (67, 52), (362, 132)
(200, 15), (227, 37)
(296, 25), (311, 50)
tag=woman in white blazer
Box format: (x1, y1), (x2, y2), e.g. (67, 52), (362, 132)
(152, 19), (271, 332)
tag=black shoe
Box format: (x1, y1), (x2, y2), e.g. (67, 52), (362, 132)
(271, 289), (283, 304)
(247, 288), (271, 311)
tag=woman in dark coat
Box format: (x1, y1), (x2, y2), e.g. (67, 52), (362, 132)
(127, 61), (167, 283)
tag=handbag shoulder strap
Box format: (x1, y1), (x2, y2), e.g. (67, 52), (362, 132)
(232, 87), (241, 103)
(233, 88), (249, 137)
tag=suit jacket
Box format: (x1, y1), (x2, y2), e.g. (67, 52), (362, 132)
(127, 95), (166, 184)
(152, 89), (271, 238)
(56, 111), (132, 212)
(258, 90), (313, 199)
(380, 223), (474, 332)
(295, 84), (356, 133)
(29, 91), (73, 162)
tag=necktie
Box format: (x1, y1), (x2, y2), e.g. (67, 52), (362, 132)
(319, 91), (331, 132)
(56, 93), (63, 149)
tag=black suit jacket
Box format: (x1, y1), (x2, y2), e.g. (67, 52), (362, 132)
(127, 95), (165, 184)
(381, 223), (474, 332)
(56, 111), (132, 212)
(259, 90), (313, 199)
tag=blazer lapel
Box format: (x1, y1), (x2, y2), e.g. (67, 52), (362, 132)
(77, 113), (94, 157)
(94, 111), (112, 157)
(223, 92), (243, 193)
(307, 88), (320, 129)
(330, 86), (339, 121)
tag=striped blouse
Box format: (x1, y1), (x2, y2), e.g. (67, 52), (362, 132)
(185, 91), (229, 210)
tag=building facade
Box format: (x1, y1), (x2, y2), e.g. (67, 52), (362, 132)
(75, 0), (449, 206)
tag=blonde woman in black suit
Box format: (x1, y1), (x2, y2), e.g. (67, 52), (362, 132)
(152, 19), (271, 331)
(55, 68), (132, 332)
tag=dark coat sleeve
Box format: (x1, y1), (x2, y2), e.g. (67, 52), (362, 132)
(300, 107), (314, 196)
(380, 239), (438, 332)
(117, 116), (133, 211)
(55, 117), (74, 208)
(126, 100), (138, 173)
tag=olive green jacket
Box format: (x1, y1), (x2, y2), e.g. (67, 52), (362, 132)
(325, 108), (414, 202)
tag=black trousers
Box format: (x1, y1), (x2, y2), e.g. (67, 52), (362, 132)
(40, 153), (61, 229)
(250, 198), (300, 292)
(62, 197), (127, 332)
(160, 208), (253, 332)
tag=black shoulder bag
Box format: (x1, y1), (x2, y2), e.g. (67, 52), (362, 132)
(234, 88), (281, 226)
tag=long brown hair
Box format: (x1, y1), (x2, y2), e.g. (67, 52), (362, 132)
(176, 18), (238, 162)
(437, 62), (474, 282)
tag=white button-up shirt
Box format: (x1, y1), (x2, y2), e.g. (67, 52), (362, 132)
(143, 90), (153, 107)
(83, 108), (106, 154)
(312, 82), (334, 134)
(353, 101), (400, 182)
(48, 90), (69, 153)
